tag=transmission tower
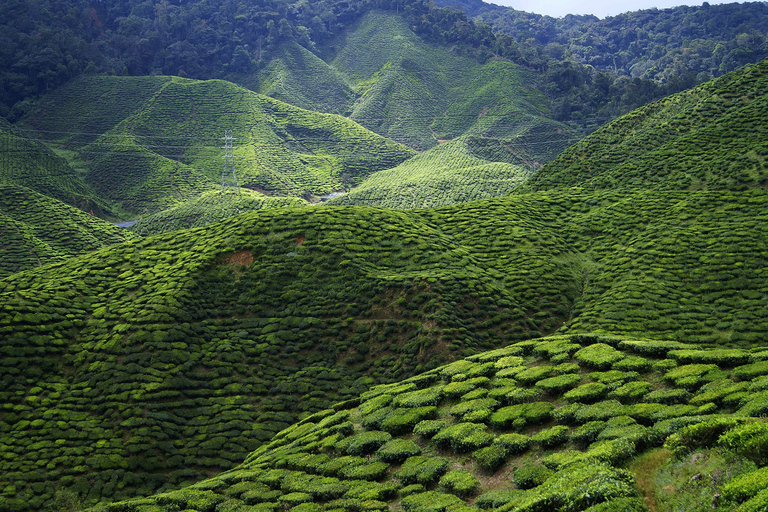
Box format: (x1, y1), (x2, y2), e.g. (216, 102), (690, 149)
(220, 130), (239, 194)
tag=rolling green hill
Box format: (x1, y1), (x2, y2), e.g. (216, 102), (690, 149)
(2, 180), (768, 510)
(20, 76), (415, 215)
(326, 137), (533, 208)
(127, 190), (309, 235)
(333, 11), (574, 153)
(81, 332), (768, 512)
(522, 58), (768, 193)
(0, 120), (109, 215)
(0, 185), (139, 278)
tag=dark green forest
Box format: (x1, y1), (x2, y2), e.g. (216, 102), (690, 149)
(3, 0), (768, 132)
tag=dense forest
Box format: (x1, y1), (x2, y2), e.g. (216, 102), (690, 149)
(3, 0), (768, 132)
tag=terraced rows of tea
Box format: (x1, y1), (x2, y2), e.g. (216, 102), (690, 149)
(523, 58), (768, 193)
(0, 185), (139, 278)
(2, 182), (768, 510)
(84, 333), (768, 512)
(127, 190), (309, 235)
(334, 11), (573, 154)
(326, 137), (532, 208)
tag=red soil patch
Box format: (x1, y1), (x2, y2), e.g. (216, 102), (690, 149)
(296, 235), (305, 245)
(227, 250), (254, 267)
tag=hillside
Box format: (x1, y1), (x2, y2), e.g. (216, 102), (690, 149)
(2, 179), (768, 510)
(521, 58), (768, 193)
(20, 76), (415, 215)
(0, 120), (109, 215)
(326, 137), (534, 208)
(127, 190), (309, 235)
(332, 11), (571, 152)
(82, 332), (768, 512)
(0, 185), (139, 278)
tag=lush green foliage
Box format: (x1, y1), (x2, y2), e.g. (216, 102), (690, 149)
(0, 185), (138, 277)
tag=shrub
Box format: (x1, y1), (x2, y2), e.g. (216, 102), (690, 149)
(278, 492), (313, 506)
(580, 497), (648, 512)
(585, 438), (637, 465)
(618, 339), (690, 356)
(494, 356), (525, 369)
(443, 377), (490, 399)
(571, 421), (606, 446)
(396, 456), (449, 485)
(338, 461), (390, 481)
(664, 417), (749, 456)
(432, 422), (494, 453)
(494, 432), (532, 453)
(664, 364), (721, 389)
(359, 394), (394, 416)
(535, 374), (581, 394)
(722, 466), (768, 503)
(515, 366), (555, 385)
(533, 341), (580, 360)
(652, 359), (678, 372)
(449, 398), (500, 417)
(532, 425), (569, 448)
(400, 490), (463, 512)
(498, 387), (543, 405)
(399, 484), (425, 497)
(513, 464), (554, 489)
(668, 349), (750, 367)
(718, 421), (768, 466)
(475, 489), (522, 509)
(380, 407), (437, 435)
(563, 382), (608, 403)
(439, 469), (480, 498)
(737, 391), (768, 417)
(733, 361), (768, 380)
(613, 356), (652, 372)
(574, 400), (625, 423)
(318, 456), (367, 477)
(473, 445), (508, 472)
(346, 431), (392, 455)
(541, 450), (586, 470)
(376, 439), (421, 463)
(689, 379), (748, 406)
(609, 381), (653, 403)
(643, 388), (690, 405)
(393, 386), (444, 408)
(552, 402), (582, 424)
(574, 344), (625, 369)
(413, 420), (445, 438)
(489, 402), (554, 429)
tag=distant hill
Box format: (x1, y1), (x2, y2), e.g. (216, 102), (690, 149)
(0, 185), (139, 278)
(522, 58), (768, 192)
(326, 137), (534, 208)
(21, 76), (415, 215)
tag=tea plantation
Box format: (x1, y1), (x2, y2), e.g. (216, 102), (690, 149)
(2, 31), (768, 512)
(80, 333), (768, 512)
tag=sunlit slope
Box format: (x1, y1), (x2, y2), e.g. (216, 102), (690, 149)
(523, 58), (768, 192)
(84, 77), (414, 214)
(0, 185), (139, 278)
(250, 41), (355, 116)
(326, 137), (532, 208)
(332, 11), (574, 153)
(84, 332), (768, 512)
(0, 121), (108, 214)
(0, 202), (580, 511)
(128, 189), (309, 235)
(18, 75), (174, 149)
